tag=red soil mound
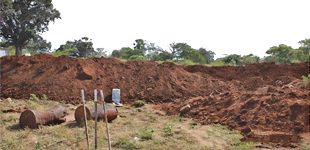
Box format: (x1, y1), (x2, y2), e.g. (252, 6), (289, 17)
(1, 53), (309, 147)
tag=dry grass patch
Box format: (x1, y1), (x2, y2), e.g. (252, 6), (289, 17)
(5, 98), (305, 150)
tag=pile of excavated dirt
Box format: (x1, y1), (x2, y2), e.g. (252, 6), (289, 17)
(1, 53), (309, 147)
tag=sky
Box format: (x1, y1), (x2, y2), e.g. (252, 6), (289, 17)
(41, 0), (310, 59)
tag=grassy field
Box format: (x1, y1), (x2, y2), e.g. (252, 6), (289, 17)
(0, 98), (308, 150)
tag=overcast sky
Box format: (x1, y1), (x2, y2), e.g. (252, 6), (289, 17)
(41, 0), (310, 59)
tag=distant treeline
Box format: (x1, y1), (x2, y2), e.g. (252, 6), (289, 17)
(1, 38), (309, 66)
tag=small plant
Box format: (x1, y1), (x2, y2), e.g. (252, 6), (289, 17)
(189, 122), (198, 129)
(163, 124), (174, 137)
(114, 138), (137, 149)
(41, 94), (48, 101)
(138, 127), (154, 140)
(135, 100), (145, 107)
(29, 94), (38, 102)
(302, 74), (310, 84)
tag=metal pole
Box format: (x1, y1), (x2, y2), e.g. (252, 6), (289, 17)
(94, 89), (98, 149)
(100, 90), (111, 150)
(81, 89), (89, 149)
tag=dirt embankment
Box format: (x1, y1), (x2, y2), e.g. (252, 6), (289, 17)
(1, 53), (309, 147)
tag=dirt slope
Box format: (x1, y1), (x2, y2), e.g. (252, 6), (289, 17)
(1, 53), (309, 147)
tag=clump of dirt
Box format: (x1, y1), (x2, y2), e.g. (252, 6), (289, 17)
(1, 53), (309, 147)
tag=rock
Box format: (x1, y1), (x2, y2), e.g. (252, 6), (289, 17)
(241, 126), (252, 135)
(180, 104), (191, 115)
(255, 87), (270, 94)
(188, 110), (197, 116)
(6, 98), (12, 102)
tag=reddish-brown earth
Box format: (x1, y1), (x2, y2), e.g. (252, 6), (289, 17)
(1, 53), (309, 147)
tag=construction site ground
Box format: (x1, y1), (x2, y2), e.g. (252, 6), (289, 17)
(1, 53), (309, 148)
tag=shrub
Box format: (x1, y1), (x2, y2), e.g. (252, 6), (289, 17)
(29, 94), (38, 102)
(134, 100), (145, 107)
(302, 74), (310, 83)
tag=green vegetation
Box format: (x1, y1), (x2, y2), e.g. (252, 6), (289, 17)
(302, 74), (310, 84)
(0, 0), (60, 55)
(134, 100), (145, 107)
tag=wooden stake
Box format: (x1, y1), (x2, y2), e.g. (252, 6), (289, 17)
(94, 89), (98, 149)
(81, 89), (89, 149)
(100, 90), (111, 150)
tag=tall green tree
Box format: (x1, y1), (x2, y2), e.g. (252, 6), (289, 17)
(133, 39), (147, 54)
(265, 44), (294, 63)
(169, 42), (192, 61)
(72, 37), (95, 58)
(111, 49), (122, 58)
(1, 0), (61, 55)
(198, 48), (215, 64)
(25, 37), (52, 54)
(222, 54), (242, 65)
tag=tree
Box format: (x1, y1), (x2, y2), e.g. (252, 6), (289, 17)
(120, 47), (144, 60)
(72, 37), (95, 58)
(1, 0), (61, 55)
(240, 54), (260, 65)
(25, 37), (52, 55)
(198, 48), (215, 64)
(297, 38), (310, 61)
(169, 42), (192, 61)
(157, 51), (174, 61)
(133, 39), (147, 54)
(51, 41), (77, 57)
(265, 44), (294, 63)
(92, 48), (107, 58)
(221, 54), (242, 65)
(190, 50), (206, 64)
(111, 50), (122, 58)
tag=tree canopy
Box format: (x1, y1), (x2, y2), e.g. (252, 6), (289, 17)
(0, 0), (60, 55)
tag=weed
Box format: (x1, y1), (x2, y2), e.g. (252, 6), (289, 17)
(302, 74), (310, 84)
(29, 94), (38, 102)
(114, 138), (137, 149)
(138, 127), (154, 140)
(42, 94), (48, 101)
(135, 100), (145, 107)
(189, 122), (198, 129)
(163, 124), (174, 137)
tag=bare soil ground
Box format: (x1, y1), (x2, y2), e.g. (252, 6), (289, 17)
(1, 54), (309, 147)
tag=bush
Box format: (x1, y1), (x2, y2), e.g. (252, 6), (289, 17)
(134, 100), (145, 107)
(177, 59), (195, 66)
(302, 74), (310, 83)
(29, 94), (38, 102)
(211, 60), (225, 66)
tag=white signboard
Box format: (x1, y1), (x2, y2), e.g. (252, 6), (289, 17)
(112, 88), (120, 104)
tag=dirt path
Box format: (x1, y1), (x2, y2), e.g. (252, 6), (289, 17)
(179, 119), (217, 148)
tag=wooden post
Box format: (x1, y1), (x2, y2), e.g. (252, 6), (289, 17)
(100, 90), (111, 150)
(81, 89), (89, 149)
(94, 89), (98, 149)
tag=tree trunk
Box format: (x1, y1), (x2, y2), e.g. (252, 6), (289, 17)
(15, 45), (22, 56)
(20, 105), (67, 129)
(75, 104), (118, 125)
